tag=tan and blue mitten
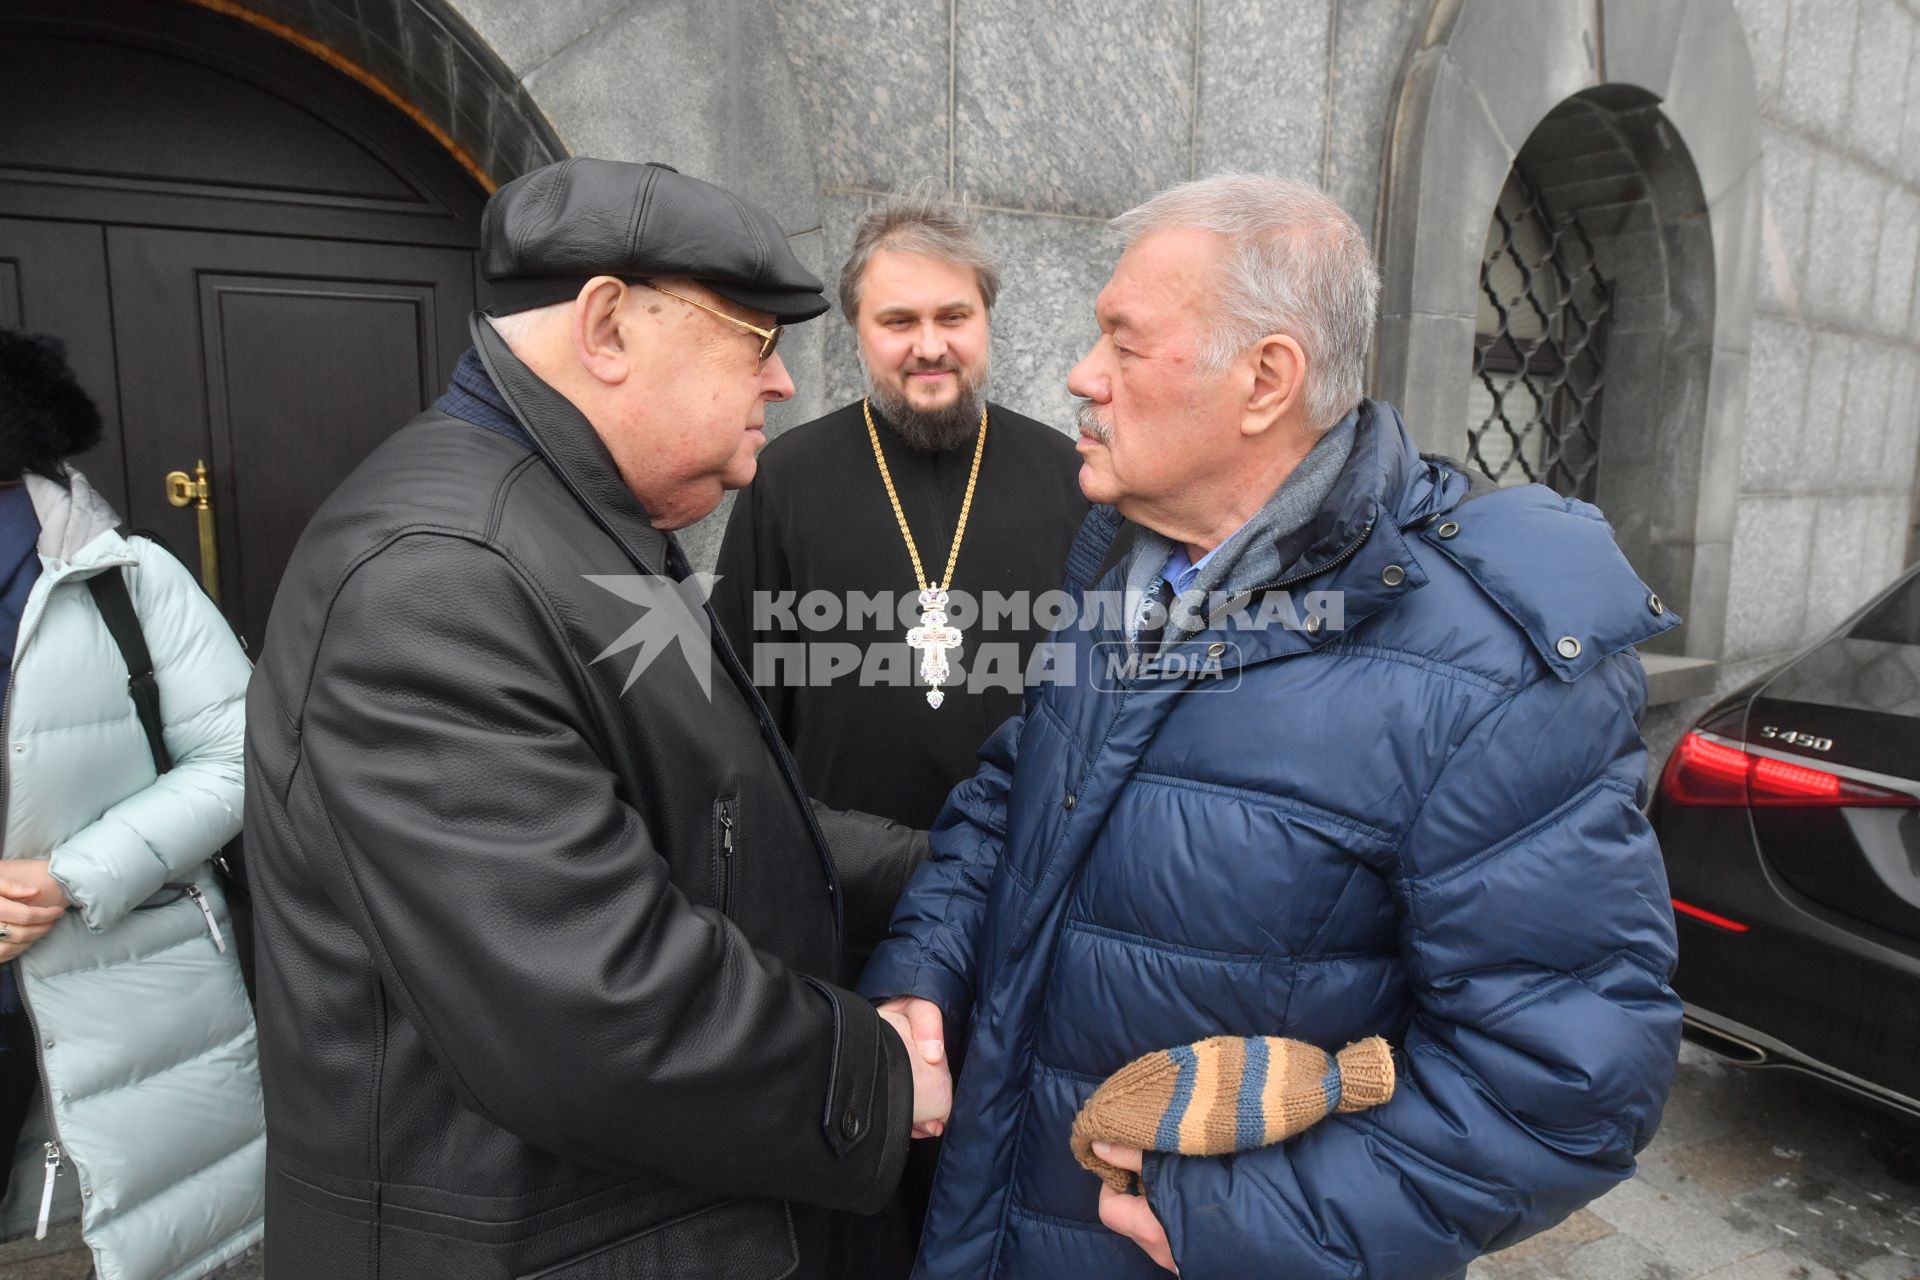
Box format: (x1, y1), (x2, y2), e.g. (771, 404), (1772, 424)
(1070, 1035), (1396, 1191)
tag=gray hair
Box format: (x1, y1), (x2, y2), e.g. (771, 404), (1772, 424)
(1109, 174), (1379, 431)
(838, 190), (1001, 323)
(484, 303), (565, 350)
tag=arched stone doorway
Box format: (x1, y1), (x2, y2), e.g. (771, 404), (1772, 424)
(1374, 0), (1761, 696)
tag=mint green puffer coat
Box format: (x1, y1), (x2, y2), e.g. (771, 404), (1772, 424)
(0, 468), (262, 1279)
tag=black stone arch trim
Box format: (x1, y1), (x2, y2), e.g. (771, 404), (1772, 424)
(204, 0), (568, 191)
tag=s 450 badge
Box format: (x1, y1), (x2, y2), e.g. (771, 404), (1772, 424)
(1758, 725), (1834, 752)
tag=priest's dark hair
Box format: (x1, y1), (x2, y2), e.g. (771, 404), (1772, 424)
(0, 328), (103, 487)
(838, 185), (1001, 324)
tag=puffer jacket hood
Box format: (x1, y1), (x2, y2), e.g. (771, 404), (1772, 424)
(2, 467), (261, 1280)
(862, 401), (1683, 1279)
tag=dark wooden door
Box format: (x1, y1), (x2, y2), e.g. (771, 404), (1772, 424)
(0, 0), (488, 647)
(108, 228), (473, 648)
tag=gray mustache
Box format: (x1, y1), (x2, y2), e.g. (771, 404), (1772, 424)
(1074, 401), (1113, 443)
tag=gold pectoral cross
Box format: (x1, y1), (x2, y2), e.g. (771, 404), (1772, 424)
(905, 588), (963, 708)
(865, 401), (989, 712)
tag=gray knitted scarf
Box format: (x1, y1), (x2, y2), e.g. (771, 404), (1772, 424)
(1123, 409), (1358, 646)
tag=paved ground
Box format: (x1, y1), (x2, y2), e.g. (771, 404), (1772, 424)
(0, 1225), (104, 1280)
(1, 1045), (1913, 1278)
(0, 1221), (262, 1278)
(1469, 1044), (1920, 1280)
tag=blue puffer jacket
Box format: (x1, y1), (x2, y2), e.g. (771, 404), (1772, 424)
(861, 402), (1683, 1279)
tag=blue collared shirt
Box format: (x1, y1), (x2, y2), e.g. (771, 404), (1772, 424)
(1158, 524), (1242, 597)
(1139, 525), (1243, 643)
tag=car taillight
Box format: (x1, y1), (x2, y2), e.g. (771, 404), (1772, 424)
(1661, 731), (1918, 807)
(1671, 898), (1751, 932)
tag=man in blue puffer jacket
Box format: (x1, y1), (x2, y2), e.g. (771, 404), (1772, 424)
(859, 174), (1683, 1278)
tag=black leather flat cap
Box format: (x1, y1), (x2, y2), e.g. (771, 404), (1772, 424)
(481, 158), (829, 323)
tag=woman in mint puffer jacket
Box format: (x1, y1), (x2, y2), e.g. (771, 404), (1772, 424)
(0, 329), (261, 1278)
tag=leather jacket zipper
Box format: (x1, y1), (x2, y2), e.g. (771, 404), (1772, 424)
(1, 605), (72, 1239)
(714, 798), (738, 914)
(705, 618), (844, 934)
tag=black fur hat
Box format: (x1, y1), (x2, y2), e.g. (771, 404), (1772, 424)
(0, 328), (104, 483)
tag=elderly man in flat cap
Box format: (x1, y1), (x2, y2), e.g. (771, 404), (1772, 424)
(245, 159), (951, 1280)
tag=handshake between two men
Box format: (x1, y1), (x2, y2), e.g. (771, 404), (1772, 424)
(878, 996), (952, 1140)
(875, 994), (1180, 1266)
(874, 993), (1398, 1274)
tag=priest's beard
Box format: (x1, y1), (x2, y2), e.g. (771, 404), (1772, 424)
(866, 358), (990, 453)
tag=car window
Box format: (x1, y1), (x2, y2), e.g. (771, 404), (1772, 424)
(1850, 572), (1920, 646)
(1763, 570), (1920, 718)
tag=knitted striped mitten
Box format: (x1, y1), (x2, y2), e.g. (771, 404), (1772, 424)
(1070, 1035), (1396, 1191)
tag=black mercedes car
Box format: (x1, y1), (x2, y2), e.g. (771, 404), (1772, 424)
(1651, 566), (1920, 1119)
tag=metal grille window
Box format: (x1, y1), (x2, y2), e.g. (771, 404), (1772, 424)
(1469, 168), (1613, 500)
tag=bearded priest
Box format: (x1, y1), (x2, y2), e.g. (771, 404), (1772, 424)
(714, 189), (1086, 1280)
(714, 196), (1086, 842)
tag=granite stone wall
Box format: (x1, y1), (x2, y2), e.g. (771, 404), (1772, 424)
(1717, 0), (1920, 681)
(766, 0), (1428, 441)
(428, 0), (1920, 738)
(744, 0), (1427, 567)
(1632, 0), (1920, 763)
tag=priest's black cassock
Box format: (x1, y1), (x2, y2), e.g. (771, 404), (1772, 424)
(714, 397), (1084, 1280)
(713, 399), (1088, 832)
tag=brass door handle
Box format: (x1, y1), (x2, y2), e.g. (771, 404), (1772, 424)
(164, 460), (221, 605)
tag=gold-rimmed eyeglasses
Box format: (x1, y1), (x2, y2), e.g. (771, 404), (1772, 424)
(638, 281), (782, 364)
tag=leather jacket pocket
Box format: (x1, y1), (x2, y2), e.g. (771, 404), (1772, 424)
(516, 1198), (796, 1280)
(711, 795), (739, 914)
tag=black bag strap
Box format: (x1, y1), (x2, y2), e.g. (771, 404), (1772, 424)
(85, 567), (175, 774)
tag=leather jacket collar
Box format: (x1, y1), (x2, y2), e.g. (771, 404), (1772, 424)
(469, 312), (675, 577)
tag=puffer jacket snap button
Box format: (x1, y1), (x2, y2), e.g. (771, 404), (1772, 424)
(1556, 636), (1582, 659)
(1381, 565), (1406, 587)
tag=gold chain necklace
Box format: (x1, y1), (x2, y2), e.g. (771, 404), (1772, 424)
(863, 396), (988, 708)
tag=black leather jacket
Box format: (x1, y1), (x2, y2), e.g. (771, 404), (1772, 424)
(244, 321), (919, 1280)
